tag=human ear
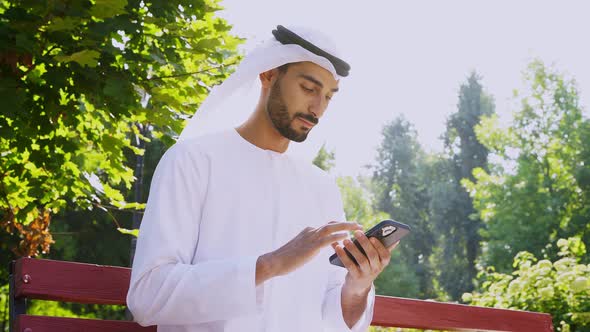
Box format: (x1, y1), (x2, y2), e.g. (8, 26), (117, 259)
(259, 68), (280, 88)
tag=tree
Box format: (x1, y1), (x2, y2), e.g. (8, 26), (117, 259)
(430, 72), (495, 299)
(464, 61), (590, 272)
(0, 0), (242, 259)
(371, 115), (436, 298)
(312, 143), (336, 172)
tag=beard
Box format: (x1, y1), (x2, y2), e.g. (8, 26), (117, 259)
(266, 79), (319, 143)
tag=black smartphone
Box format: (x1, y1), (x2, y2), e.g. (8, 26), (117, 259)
(329, 219), (411, 268)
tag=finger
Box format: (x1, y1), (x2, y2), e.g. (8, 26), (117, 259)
(370, 237), (391, 267)
(335, 244), (360, 276)
(387, 240), (400, 251)
(343, 239), (370, 273)
(320, 232), (349, 247)
(319, 222), (363, 237)
(322, 221), (363, 232)
(354, 231), (380, 271)
(327, 220), (357, 225)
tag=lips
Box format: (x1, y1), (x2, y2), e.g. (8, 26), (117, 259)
(297, 116), (315, 127)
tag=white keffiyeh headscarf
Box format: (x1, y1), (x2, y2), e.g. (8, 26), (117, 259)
(179, 25), (350, 142)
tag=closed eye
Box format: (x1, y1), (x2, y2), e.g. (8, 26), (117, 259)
(301, 85), (314, 93)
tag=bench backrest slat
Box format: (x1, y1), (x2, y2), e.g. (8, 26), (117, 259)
(373, 295), (554, 332)
(14, 257), (130, 305)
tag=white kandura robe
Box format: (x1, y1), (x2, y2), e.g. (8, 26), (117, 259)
(127, 128), (375, 332)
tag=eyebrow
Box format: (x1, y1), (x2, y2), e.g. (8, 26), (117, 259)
(298, 74), (339, 93)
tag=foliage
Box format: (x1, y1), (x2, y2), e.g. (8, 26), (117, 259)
(0, 0), (242, 257)
(312, 143), (336, 172)
(464, 61), (590, 271)
(463, 237), (590, 331)
(429, 72), (495, 300)
(28, 300), (126, 321)
(371, 116), (437, 298)
(337, 176), (388, 228)
(370, 327), (446, 332)
(0, 284), (6, 332)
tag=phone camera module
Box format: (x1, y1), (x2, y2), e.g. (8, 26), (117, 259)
(382, 225), (397, 237)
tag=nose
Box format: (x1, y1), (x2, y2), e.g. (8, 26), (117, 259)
(308, 95), (327, 118)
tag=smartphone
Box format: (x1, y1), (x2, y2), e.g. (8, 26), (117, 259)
(329, 219), (411, 268)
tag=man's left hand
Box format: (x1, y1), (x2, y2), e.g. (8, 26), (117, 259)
(332, 231), (399, 296)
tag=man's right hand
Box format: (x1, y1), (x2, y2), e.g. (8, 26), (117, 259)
(256, 221), (363, 285)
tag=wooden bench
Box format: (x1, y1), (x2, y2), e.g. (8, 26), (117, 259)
(8, 258), (155, 332)
(8, 257), (554, 331)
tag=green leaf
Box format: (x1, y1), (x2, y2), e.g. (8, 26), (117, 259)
(117, 227), (139, 237)
(119, 202), (146, 210)
(55, 50), (100, 67)
(89, 0), (128, 19)
(194, 38), (220, 51)
(103, 183), (124, 203)
(45, 17), (82, 32)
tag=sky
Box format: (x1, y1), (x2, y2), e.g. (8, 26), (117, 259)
(217, 0), (590, 177)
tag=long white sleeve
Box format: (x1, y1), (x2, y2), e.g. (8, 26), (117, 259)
(322, 182), (375, 331)
(126, 142), (262, 326)
(322, 255), (375, 331)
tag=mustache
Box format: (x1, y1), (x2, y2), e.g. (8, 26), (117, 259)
(295, 113), (319, 125)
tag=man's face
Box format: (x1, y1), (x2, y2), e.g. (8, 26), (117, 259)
(266, 62), (339, 142)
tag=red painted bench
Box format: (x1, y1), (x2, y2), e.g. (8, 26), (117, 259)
(9, 257), (554, 331)
(8, 258), (155, 332)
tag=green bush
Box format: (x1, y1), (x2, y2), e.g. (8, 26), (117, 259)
(463, 237), (590, 331)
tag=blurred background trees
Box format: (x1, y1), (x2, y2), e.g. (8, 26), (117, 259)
(337, 63), (589, 331)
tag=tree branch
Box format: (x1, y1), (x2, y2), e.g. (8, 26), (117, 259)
(145, 60), (238, 80)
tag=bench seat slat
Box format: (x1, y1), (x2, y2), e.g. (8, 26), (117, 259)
(16, 315), (156, 332)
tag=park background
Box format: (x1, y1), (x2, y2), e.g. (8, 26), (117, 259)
(1, 0), (589, 330)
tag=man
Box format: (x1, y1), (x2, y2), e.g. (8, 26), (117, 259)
(127, 25), (397, 331)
